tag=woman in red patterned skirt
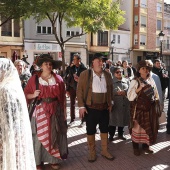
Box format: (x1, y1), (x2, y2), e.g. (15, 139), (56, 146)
(127, 60), (160, 156)
(24, 54), (68, 170)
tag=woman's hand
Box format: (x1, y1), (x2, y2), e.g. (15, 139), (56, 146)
(135, 83), (144, 93)
(33, 90), (41, 98)
(117, 90), (126, 96)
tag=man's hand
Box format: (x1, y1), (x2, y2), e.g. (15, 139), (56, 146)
(108, 105), (112, 113)
(74, 74), (79, 82)
(79, 108), (88, 118)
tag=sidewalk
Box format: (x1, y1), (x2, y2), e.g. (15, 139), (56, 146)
(44, 98), (170, 170)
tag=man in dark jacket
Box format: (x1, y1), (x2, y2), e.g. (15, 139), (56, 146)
(66, 53), (87, 126)
(152, 59), (169, 110)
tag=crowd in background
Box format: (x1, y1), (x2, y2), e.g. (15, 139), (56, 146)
(0, 53), (170, 169)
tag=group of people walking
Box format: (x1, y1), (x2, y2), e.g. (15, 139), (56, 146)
(0, 52), (169, 169)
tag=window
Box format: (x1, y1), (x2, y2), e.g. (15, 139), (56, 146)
(113, 34), (116, 44)
(14, 19), (20, 37)
(167, 39), (170, 50)
(156, 37), (160, 47)
(141, 0), (147, 8)
(157, 3), (162, 12)
(76, 31), (79, 35)
(134, 34), (138, 45)
(42, 27), (46, 34)
(140, 34), (146, 45)
(1, 16), (12, 36)
(135, 0), (138, 7)
(157, 20), (162, 30)
(37, 26), (41, 33)
(71, 31), (74, 36)
(118, 35), (120, 44)
(66, 31), (70, 36)
(66, 31), (77, 37)
(140, 16), (146, 27)
(37, 26), (52, 34)
(98, 30), (108, 46)
(134, 15), (138, 26)
(167, 22), (170, 30)
(47, 27), (51, 34)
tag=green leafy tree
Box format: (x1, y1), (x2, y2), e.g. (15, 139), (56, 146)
(31, 0), (125, 72)
(0, 0), (34, 26)
(0, 0), (125, 71)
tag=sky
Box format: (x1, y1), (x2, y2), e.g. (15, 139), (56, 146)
(164, 0), (170, 4)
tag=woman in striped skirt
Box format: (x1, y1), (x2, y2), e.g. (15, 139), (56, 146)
(127, 60), (160, 156)
(24, 54), (68, 170)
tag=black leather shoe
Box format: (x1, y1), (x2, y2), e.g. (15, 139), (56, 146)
(79, 121), (85, 127)
(68, 120), (75, 126)
(109, 135), (114, 141)
(167, 127), (170, 134)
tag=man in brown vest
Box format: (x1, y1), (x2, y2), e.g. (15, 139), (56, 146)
(77, 54), (114, 162)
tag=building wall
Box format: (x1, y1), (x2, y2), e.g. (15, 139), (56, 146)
(147, 0), (157, 50)
(0, 19), (24, 59)
(24, 17), (87, 67)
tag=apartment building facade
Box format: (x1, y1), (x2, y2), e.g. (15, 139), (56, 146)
(0, 18), (24, 60)
(163, 2), (170, 69)
(24, 17), (87, 66)
(130, 0), (164, 65)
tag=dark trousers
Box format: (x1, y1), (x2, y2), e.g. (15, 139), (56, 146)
(86, 107), (109, 135)
(109, 126), (124, 137)
(69, 87), (76, 121)
(167, 99), (170, 133)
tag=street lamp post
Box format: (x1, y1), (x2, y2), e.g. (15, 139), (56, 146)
(158, 31), (165, 62)
(111, 40), (115, 61)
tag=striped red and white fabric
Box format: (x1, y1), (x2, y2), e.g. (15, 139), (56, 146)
(131, 120), (150, 145)
(34, 104), (61, 159)
(131, 130), (150, 145)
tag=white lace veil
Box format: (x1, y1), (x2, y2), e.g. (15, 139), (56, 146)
(0, 58), (36, 170)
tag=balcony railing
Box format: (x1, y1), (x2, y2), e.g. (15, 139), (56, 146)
(98, 41), (108, 46)
(1, 31), (12, 36)
(14, 32), (20, 37)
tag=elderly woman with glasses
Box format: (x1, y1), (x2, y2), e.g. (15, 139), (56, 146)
(14, 60), (31, 89)
(109, 67), (130, 141)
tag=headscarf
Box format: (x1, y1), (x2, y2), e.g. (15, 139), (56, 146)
(0, 58), (36, 170)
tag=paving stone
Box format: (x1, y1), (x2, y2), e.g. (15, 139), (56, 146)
(43, 98), (170, 170)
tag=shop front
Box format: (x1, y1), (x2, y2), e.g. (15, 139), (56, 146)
(24, 42), (61, 67)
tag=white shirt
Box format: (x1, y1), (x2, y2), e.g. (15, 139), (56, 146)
(39, 76), (56, 85)
(92, 70), (107, 93)
(127, 77), (158, 101)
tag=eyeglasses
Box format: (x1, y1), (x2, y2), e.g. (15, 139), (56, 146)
(115, 71), (122, 74)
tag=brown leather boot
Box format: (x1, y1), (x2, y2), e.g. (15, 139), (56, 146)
(87, 135), (97, 162)
(132, 141), (140, 156)
(100, 133), (115, 160)
(142, 144), (154, 154)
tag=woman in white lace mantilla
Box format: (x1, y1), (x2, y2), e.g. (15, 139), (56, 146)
(0, 58), (36, 170)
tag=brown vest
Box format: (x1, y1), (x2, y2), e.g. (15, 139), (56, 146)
(91, 92), (107, 104)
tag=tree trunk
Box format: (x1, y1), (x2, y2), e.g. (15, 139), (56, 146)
(61, 47), (66, 74)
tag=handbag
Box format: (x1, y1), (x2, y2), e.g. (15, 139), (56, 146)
(28, 75), (39, 120)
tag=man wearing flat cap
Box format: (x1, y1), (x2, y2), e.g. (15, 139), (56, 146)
(77, 53), (114, 162)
